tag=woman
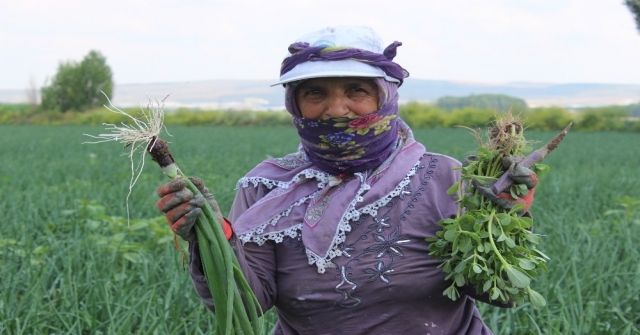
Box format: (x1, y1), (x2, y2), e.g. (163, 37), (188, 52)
(157, 26), (536, 334)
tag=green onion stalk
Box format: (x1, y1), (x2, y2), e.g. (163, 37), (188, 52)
(426, 113), (572, 308)
(85, 97), (263, 335)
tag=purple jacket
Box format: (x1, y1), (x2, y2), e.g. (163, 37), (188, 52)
(189, 152), (508, 334)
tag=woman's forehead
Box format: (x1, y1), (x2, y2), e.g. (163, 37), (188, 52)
(298, 77), (377, 88)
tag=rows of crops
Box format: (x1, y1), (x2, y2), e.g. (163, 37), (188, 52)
(1, 125), (639, 334)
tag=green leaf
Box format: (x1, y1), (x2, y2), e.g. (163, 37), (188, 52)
(504, 266), (530, 288)
(473, 222), (482, 233)
(444, 229), (457, 242)
(472, 264), (482, 274)
(528, 288), (547, 308)
(519, 258), (536, 270)
(490, 288), (501, 300)
(492, 223), (502, 237)
(454, 259), (468, 273)
(467, 232), (481, 244)
(496, 277), (506, 289)
(483, 279), (492, 292)
(533, 163), (551, 178)
(459, 237), (473, 253)
(443, 261), (452, 274)
(443, 286), (459, 301)
(459, 214), (475, 225)
(441, 218), (456, 224)
(509, 204), (526, 216)
(506, 287), (519, 295)
(504, 236), (516, 248)
(510, 187), (519, 199)
(534, 249), (551, 261)
(519, 216), (533, 229)
(521, 145), (533, 153)
(524, 232), (540, 244)
(446, 182), (460, 195)
(473, 178), (487, 185)
(463, 195), (480, 210)
(497, 214), (512, 226)
(454, 273), (466, 287)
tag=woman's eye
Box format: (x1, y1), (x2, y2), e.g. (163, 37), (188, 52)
(349, 87), (369, 95)
(304, 90), (324, 97)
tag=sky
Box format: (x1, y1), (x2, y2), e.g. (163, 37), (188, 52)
(2, 0), (640, 90)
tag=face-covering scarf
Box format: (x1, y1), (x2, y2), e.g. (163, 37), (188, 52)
(286, 79), (400, 175)
(233, 51), (425, 273)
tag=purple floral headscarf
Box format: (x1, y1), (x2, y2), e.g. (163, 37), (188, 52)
(285, 78), (401, 175)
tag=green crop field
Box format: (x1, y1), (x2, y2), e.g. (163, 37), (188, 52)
(1, 125), (639, 334)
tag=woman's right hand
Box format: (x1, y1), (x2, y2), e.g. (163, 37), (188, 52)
(157, 176), (233, 242)
(156, 177), (205, 242)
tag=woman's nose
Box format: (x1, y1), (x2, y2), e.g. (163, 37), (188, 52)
(323, 94), (351, 118)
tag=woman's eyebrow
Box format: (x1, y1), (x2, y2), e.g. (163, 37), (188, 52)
(345, 81), (375, 89)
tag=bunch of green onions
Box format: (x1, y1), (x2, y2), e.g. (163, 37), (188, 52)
(85, 97), (262, 334)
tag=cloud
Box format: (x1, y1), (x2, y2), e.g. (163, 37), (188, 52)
(2, 0), (640, 89)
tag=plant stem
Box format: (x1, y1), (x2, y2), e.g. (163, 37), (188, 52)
(486, 208), (508, 267)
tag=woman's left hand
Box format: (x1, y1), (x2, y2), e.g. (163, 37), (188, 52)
(468, 155), (538, 214)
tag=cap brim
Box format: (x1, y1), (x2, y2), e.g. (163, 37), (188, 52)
(271, 71), (397, 86)
(271, 59), (400, 86)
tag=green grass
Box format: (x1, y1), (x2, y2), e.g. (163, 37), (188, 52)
(1, 125), (639, 334)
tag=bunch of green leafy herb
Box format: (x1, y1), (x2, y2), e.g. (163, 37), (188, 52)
(427, 114), (570, 308)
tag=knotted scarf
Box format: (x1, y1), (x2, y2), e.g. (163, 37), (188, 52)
(280, 41), (409, 86)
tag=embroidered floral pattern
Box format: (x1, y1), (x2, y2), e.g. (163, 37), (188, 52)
(325, 154), (439, 308)
(270, 153), (307, 170)
(364, 229), (410, 259)
(306, 194), (332, 222)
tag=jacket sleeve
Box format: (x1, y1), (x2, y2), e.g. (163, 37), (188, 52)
(188, 184), (278, 313)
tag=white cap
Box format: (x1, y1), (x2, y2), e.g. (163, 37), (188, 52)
(272, 26), (400, 86)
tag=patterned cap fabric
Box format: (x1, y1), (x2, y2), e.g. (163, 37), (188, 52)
(273, 26), (409, 86)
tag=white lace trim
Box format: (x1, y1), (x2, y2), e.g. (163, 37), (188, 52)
(236, 161), (421, 273)
(359, 161), (421, 217)
(237, 194), (315, 245)
(238, 224), (303, 246)
(237, 168), (332, 190)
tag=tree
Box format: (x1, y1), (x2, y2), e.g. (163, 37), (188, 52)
(41, 50), (113, 112)
(627, 0), (640, 33)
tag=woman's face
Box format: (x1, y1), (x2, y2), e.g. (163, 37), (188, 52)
(295, 77), (379, 119)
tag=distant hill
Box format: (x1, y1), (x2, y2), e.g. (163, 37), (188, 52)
(1, 79), (639, 110)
